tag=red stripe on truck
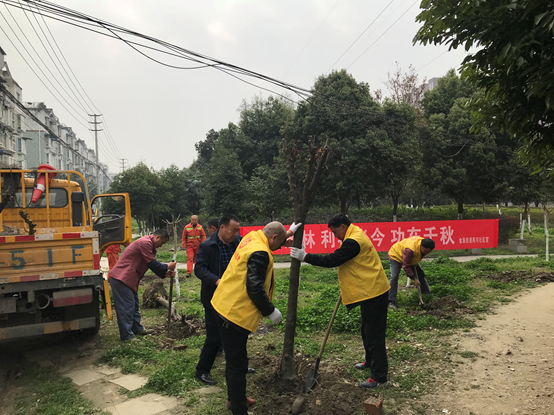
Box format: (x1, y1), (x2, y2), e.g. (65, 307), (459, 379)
(14, 235), (35, 242)
(62, 233), (81, 239)
(64, 271), (83, 278)
(20, 275), (40, 282)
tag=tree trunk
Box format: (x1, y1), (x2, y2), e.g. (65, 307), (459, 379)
(496, 204), (502, 215)
(280, 218), (306, 381)
(545, 210), (549, 262)
(457, 199), (464, 220)
(392, 196), (399, 222)
(340, 197), (347, 214)
(520, 219), (525, 239)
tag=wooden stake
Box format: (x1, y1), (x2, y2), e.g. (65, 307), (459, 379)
(163, 214), (182, 334)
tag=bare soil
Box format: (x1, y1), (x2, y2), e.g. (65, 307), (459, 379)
(250, 353), (376, 415)
(424, 282), (554, 415)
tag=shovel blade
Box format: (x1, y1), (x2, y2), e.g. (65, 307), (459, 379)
(304, 368), (319, 393)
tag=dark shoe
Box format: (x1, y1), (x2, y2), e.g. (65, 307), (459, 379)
(355, 361), (369, 370)
(186, 273), (191, 278)
(195, 373), (217, 385)
(360, 377), (383, 389)
(226, 398), (256, 409)
(247, 367), (255, 374)
(135, 329), (152, 336)
(388, 301), (397, 309)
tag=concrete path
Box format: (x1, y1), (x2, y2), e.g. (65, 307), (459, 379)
(101, 254), (540, 274)
(26, 340), (183, 415)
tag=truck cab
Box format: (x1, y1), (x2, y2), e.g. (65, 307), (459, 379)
(0, 168), (132, 340)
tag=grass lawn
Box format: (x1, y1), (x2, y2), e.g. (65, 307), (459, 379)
(86, 254), (554, 414)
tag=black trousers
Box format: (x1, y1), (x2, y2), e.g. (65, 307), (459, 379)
(214, 313), (249, 415)
(196, 302), (222, 375)
(360, 291), (389, 383)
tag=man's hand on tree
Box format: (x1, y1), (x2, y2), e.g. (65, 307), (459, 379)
(167, 262), (177, 270)
(414, 278), (421, 288)
(290, 247), (307, 261)
(289, 222), (302, 234)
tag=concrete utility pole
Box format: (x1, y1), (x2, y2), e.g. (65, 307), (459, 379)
(120, 158), (127, 172)
(89, 114), (102, 193)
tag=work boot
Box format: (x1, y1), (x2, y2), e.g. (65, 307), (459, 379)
(195, 373), (217, 385)
(186, 273), (191, 278)
(388, 301), (397, 309)
(135, 329), (152, 336)
(355, 361), (369, 370)
(247, 367), (256, 374)
(360, 377), (383, 389)
(226, 398), (256, 410)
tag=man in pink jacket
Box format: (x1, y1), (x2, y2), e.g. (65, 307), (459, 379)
(110, 229), (176, 341)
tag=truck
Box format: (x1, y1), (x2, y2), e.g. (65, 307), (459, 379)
(0, 167), (132, 340)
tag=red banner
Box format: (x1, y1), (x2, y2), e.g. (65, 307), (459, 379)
(241, 219), (499, 255)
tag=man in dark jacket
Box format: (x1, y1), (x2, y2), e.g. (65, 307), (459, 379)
(194, 214), (241, 385)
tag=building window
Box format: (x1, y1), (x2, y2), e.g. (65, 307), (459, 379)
(17, 138), (21, 153)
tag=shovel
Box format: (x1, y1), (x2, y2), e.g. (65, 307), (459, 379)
(414, 267), (424, 306)
(304, 294), (342, 393)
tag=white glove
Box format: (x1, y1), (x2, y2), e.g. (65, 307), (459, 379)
(290, 247), (307, 261)
(268, 308), (282, 325)
(289, 222), (302, 234)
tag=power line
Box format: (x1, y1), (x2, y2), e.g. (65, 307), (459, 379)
(3, 88), (114, 181)
(1, 4), (90, 117)
(346, 0), (419, 70)
(0, 10), (93, 133)
(416, 51), (449, 73)
(326, 0), (395, 73)
(24, 0), (125, 158)
(283, 0), (341, 78)
(19, 0), (95, 114)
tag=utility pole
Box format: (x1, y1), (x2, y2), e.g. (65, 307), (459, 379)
(88, 114), (102, 193)
(120, 158), (127, 172)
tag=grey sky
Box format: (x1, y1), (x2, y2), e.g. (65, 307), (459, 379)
(1, 0), (469, 173)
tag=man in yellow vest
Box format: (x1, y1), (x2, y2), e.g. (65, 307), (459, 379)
(388, 236), (435, 309)
(290, 214), (390, 389)
(211, 221), (301, 414)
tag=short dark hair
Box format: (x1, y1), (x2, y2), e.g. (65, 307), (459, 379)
(421, 238), (435, 250)
(219, 214), (239, 227)
(153, 229), (169, 240)
(328, 214), (351, 228)
(207, 218), (220, 229)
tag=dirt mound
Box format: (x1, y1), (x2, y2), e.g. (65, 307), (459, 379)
(251, 354), (375, 415)
(418, 295), (473, 319)
(148, 317), (203, 340)
(487, 270), (554, 283)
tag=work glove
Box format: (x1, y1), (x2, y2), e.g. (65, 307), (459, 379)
(289, 222), (302, 234)
(290, 247), (307, 261)
(268, 308), (282, 325)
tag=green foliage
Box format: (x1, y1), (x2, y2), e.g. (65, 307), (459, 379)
(420, 71), (502, 214)
(201, 142), (247, 216)
(390, 344), (420, 362)
(145, 353), (198, 396)
(414, 0), (554, 176)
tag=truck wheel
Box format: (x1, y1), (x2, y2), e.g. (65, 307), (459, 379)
(83, 293), (101, 336)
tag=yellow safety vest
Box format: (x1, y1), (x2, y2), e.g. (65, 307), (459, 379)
(389, 236), (423, 265)
(211, 230), (274, 332)
(337, 224), (390, 305)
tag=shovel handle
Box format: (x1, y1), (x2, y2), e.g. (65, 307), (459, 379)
(317, 294), (342, 360)
(414, 267), (424, 305)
